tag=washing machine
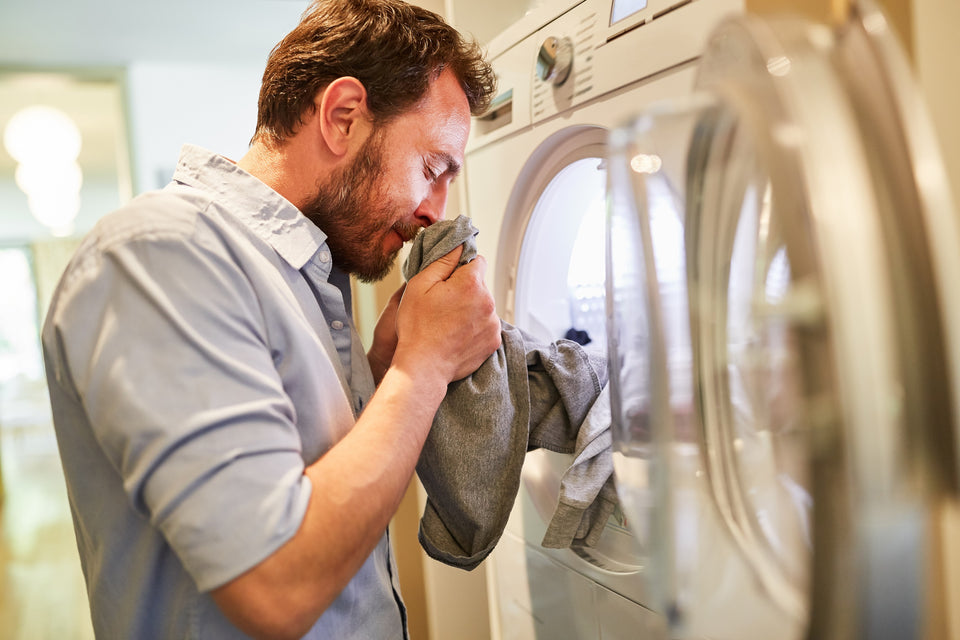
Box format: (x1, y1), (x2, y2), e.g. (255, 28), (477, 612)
(604, 1), (960, 639)
(457, 0), (742, 637)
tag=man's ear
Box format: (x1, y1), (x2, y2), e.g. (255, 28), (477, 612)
(317, 76), (371, 157)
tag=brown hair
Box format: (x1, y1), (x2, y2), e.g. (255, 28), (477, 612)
(252, 0), (496, 145)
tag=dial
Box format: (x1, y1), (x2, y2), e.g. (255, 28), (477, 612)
(536, 36), (573, 86)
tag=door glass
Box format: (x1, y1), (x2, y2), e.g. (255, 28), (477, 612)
(516, 156), (608, 352)
(606, 106), (708, 630)
(608, 4), (958, 638)
(685, 94), (813, 602)
(513, 150), (644, 574)
(723, 180), (811, 589)
(607, 92), (812, 639)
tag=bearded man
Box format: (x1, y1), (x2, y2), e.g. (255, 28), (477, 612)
(41, 1), (500, 638)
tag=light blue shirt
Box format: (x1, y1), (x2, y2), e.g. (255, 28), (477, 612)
(42, 144), (407, 639)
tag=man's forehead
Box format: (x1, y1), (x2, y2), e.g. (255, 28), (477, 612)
(391, 76), (470, 158)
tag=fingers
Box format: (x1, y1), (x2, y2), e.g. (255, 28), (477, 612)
(449, 253), (487, 286)
(393, 249), (499, 386)
(417, 245), (465, 284)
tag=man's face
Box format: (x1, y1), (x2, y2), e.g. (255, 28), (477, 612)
(301, 130), (410, 282)
(302, 69), (472, 282)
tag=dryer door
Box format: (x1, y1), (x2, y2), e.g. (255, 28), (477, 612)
(494, 125), (654, 613)
(606, 2), (959, 639)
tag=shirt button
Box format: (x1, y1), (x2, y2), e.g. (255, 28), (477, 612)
(319, 250), (331, 263)
(331, 320), (344, 330)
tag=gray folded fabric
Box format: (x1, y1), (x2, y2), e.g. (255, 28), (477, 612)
(402, 214), (479, 274)
(540, 385), (617, 548)
(402, 215), (615, 570)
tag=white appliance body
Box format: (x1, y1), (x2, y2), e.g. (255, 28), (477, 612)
(458, 1), (743, 637)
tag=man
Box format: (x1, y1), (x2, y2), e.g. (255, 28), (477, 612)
(41, 1), (501, 638)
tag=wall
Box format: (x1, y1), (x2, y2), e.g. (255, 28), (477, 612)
(915, 0), (960, 210)
(125, 62), (265, 195)
(0, 63), (266, 242)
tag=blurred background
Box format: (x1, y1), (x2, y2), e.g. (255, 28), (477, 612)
(0, 2), (317, 637)
(0, 0), (957, 639)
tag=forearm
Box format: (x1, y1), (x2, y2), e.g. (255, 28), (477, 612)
(212, 249), (499, 638)
(211, 363), (447, 639)
(301, 364), (447, 592)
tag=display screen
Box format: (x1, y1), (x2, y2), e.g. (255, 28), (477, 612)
(610, 0), (648, 25)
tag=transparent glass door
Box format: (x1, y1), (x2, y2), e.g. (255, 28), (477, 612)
(511, 130), (643, 577)
(607, 95), (803, 640)
(606, 2), (959, 639)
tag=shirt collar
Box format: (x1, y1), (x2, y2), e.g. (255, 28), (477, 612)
(171, 143), (328, 271)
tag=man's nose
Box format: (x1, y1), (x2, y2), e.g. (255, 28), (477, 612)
(415, 183), (448, 226)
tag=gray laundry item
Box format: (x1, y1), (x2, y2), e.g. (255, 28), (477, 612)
(540, 385), (618, 549)
(401, 214), (479, 276)
(402, 215), (615, 570)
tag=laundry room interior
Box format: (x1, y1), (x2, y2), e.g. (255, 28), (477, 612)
(0, 0), (958, 638)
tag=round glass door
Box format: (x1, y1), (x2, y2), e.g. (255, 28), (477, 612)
(607, 3), (959, 639)
(499, 126), (645, 596)
(514, 154), (608, 353)
(607, 95), (806, 640)
(686, 104), (812, 623)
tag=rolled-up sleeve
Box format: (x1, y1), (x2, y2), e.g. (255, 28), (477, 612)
(49, 214), (311, 591)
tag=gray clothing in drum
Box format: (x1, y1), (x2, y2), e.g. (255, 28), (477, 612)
(402, 215), (617, 570)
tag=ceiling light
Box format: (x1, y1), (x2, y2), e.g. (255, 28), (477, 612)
(3, 104), (82, 164)
(15, 160), (83, 195)
(3, 104), (84, 236)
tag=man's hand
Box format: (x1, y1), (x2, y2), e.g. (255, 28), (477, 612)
(394, 245), (501, 387)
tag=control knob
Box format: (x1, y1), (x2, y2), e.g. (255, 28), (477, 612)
(536, 36), (573, 86)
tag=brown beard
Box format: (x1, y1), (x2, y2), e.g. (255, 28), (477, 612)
(301, 130), (420, 283)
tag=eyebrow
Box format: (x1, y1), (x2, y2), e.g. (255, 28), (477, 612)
(430, 151), (462, 178)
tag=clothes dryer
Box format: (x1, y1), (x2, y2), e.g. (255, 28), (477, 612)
(457, 0), (741, 637)
(605, 2), (960, 639)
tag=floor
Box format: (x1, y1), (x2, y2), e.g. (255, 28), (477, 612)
(0, 380), (94, 640)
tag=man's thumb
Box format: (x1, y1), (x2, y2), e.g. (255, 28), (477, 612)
(419, 244), (466, 283)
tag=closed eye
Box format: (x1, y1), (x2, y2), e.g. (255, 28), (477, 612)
(423, 162), (440, 182)
(424, 151), (462, 184)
